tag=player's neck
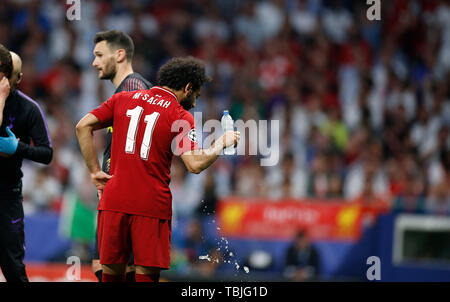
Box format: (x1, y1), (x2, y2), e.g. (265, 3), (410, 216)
(112, 64), (134, 88)
(161, 86), (182, 101)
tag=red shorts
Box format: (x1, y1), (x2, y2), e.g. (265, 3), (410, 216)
(97, 210), (171, 269)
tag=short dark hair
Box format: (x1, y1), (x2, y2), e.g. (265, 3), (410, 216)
(0, 44), (12, 78)
(94, 30), (134, 61)
(296, 230), (306, 240)
(157, 57), (211, 92)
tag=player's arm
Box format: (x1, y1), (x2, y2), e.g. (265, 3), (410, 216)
(76, 113), (112, 196)
(180, 130), (240, 174)
(0, 77), (10, 125)
(0, 96), (53, 162)
(14, 100), (53, 164)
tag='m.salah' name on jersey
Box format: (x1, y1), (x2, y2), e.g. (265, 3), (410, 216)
(131, 92), (171, 108)
(102, 73), (152, 174)
(90, 86), (198, 219)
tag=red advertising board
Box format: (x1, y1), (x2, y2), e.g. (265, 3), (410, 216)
(217, 198), (388, 241)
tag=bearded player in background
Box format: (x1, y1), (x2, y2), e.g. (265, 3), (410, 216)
(91, 30), (152, 282)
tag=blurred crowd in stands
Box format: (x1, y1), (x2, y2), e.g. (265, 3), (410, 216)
(0, 0), (449, 221)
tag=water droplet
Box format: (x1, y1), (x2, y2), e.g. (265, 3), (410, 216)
(199, 255), (211, 262)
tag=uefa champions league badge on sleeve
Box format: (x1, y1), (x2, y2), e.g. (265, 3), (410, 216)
(188, 129), (197, 143)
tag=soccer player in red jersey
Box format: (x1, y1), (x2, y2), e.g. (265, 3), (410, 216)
(76, 57), (240, 282)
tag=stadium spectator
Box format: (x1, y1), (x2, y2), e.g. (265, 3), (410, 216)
(392, 174), (427, 214)
(283, 230), (320, 281)
(351, 176), (390, 210)
(425, 181), (450, 216)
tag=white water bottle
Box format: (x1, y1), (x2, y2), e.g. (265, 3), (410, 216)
(221, 110), (235, 155)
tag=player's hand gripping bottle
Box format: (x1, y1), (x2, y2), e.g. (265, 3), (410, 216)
(221, 110), (235, 155)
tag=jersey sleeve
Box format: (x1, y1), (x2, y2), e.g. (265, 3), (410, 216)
(14, 100), (53, 164)
(27, 101), (52, 148)
(90, 93), (119, 126)
(128, 78), (146, 91)
(173, 110), (199, 155)
(121, 77), (146, 92)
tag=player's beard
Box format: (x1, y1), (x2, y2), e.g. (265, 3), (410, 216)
(179, 90), (196, 111)
(99, 58), (117, 80)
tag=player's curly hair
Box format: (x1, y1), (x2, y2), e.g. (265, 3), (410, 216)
(157, 57), (211, 92)
(0, 43), (12, 78)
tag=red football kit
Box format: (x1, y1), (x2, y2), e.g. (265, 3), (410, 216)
(90, 86), (199, 268)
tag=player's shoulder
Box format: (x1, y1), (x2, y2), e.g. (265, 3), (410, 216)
(106, 90), (137, 106)
(119, 73), (153, 91)
(116, 90), (136, 96)
(174, 106), (194, 122)
(112, 90), (136, 99)
(15, 90), (42, 112)
(130, 72), (153, 88)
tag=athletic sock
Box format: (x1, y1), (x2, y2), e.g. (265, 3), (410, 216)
(102, 273), (125, 282)
(94, 269), (103, 282)
(135, 273), (160, 282)
(126, 271), (136, 282)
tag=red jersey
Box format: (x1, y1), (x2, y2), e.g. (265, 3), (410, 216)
(90, 86), (199, 219)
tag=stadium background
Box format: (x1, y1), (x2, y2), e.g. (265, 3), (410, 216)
(0, 0), (450, 281)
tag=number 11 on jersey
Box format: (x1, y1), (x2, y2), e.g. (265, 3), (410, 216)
(125, 106), (160, 160)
